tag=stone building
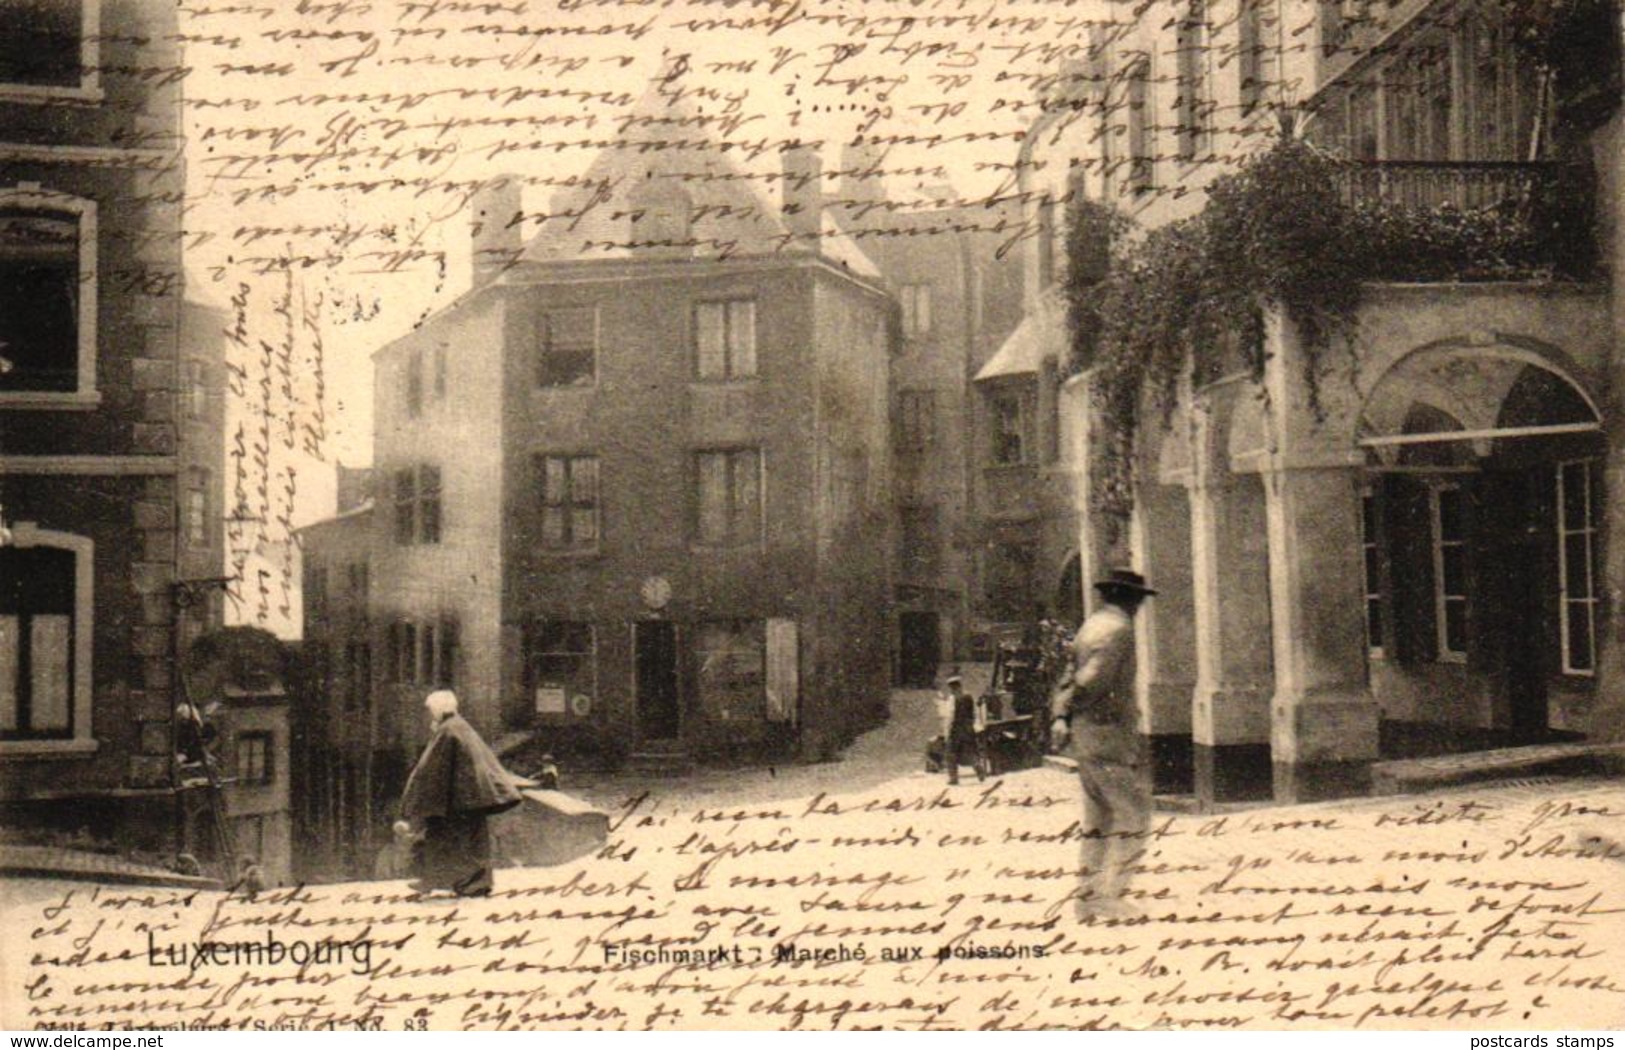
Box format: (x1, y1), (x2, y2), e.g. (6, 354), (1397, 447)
(969, 65), (1104, 645)
(1063, 0), (1622, 803)
(339, 77), (894, 786)
(826, 150), (1027, 681)
(290, 479), (378, 880)
(0, 0), (218, 857)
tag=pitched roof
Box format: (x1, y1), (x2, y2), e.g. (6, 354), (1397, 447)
(976, 289), (1066, 381)
(513, 77), (879, 280)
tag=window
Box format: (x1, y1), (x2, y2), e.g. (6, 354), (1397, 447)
(1558, 460), (1601, 675)
(525, 621), (595, 719)
(432, 342), (447, 399)
(417, 622), (437, 684)
(0, 0), (96, 97)
(393, 464), (442, 545)
(537, 306), (596, 387)
(1385, 37), (1451, 161)
(1361, 491), (1384, 658)
(1347, 80), (1379, 159)
(437, 618), (458, 688)
(900, 284), (932, 339)
(1320, 0), (1350, 58)
(695, 300), (757, 379)
(1430, 484), (1468, 662)
(418, 465), (441, 543)
(895, 389), (936, 452)
(695, 620), (766, 722)
(0, 201), (95, 399)
(1237, 0), (1270, 115)
(186, 469), (210, 548)
(1126, 58), (1153, 194)
(536, 455), (599, 550)
(0, 528), (92, 750)
(0, 546), (71, 738)
(185, 359), (208, 420)
(405, 347), (423, 418)
(990, 392), (1027, 465)
(388, 617), (457, 685)
(236, 731), (272, 786)
(1176, 0), (1209, 160)
(696, 448), (762, 545)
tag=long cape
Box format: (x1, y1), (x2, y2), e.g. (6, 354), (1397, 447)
(400, 714), (523, 821)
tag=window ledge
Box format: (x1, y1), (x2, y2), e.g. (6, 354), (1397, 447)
(0, 390), (102, 410)
(689, 542), (765, 554)
(535, 547), (602, 560)
(0, 738), (100, 759)
(0, 84), (104, 106)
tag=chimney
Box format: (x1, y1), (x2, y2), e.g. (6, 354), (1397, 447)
(837, 140), (888, 208)
(470, 174), (524, 283)
(780, 142), (822, 250)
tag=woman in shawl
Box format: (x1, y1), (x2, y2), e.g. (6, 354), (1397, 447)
(399, 690), (523, 897)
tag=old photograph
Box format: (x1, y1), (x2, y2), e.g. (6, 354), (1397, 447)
(1, 0), (1623, 1031)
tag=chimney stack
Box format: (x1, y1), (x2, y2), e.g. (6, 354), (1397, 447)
(837, 140), (888, 209)
(470, 174), (524, 283)
(780, 143), (822, 250)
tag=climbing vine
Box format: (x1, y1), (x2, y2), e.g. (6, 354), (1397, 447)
(1068, 132), (1597, 516)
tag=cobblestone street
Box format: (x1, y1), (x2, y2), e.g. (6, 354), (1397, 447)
(7, 700), (1625, 1030)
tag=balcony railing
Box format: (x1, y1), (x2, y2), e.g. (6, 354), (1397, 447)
(1331, 160), (1579, 211)
(1328, 160), (1597, 280)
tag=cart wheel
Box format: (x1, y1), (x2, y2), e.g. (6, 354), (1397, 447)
(974, 749), (993, 781)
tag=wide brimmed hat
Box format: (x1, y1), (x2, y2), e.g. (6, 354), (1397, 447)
(1093, 568), (1158, 597)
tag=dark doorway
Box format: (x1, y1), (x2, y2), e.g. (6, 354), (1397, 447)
(898, 612), (940, 688)
(634, 621), (680, 741)
(1476, 469), (1550, 741)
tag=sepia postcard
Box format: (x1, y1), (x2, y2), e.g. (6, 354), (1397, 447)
(1, 0), (1624, 1032)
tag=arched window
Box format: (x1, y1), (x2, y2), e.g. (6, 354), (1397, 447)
(0, 188), (98, 406)
(0, 525), (95, 753)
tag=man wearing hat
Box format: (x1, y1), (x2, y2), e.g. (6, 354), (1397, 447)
(937, 669), (982, 786)
(1050, 568), (1156, 918)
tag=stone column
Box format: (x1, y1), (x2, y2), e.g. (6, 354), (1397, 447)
(1189, 467), (1276, 804)
(1263, 464), (1381, 802)
(1132, 480), (1196, 794)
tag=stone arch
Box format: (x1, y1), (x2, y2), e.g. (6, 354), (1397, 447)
(1356, 338), (1601, 455)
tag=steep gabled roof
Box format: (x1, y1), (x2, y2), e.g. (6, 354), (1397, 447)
(513, 76), (879, 280)
(976, 289), (1066, 382)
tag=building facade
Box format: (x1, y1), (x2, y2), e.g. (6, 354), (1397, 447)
(1064, 0), (1621, 803)
(968, 65), (1107, 654)
(295, 77), (895, 873)
(827, 152), (1027, 681)
(291, 482), (380, 881)
(0, 0), (220, 859)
